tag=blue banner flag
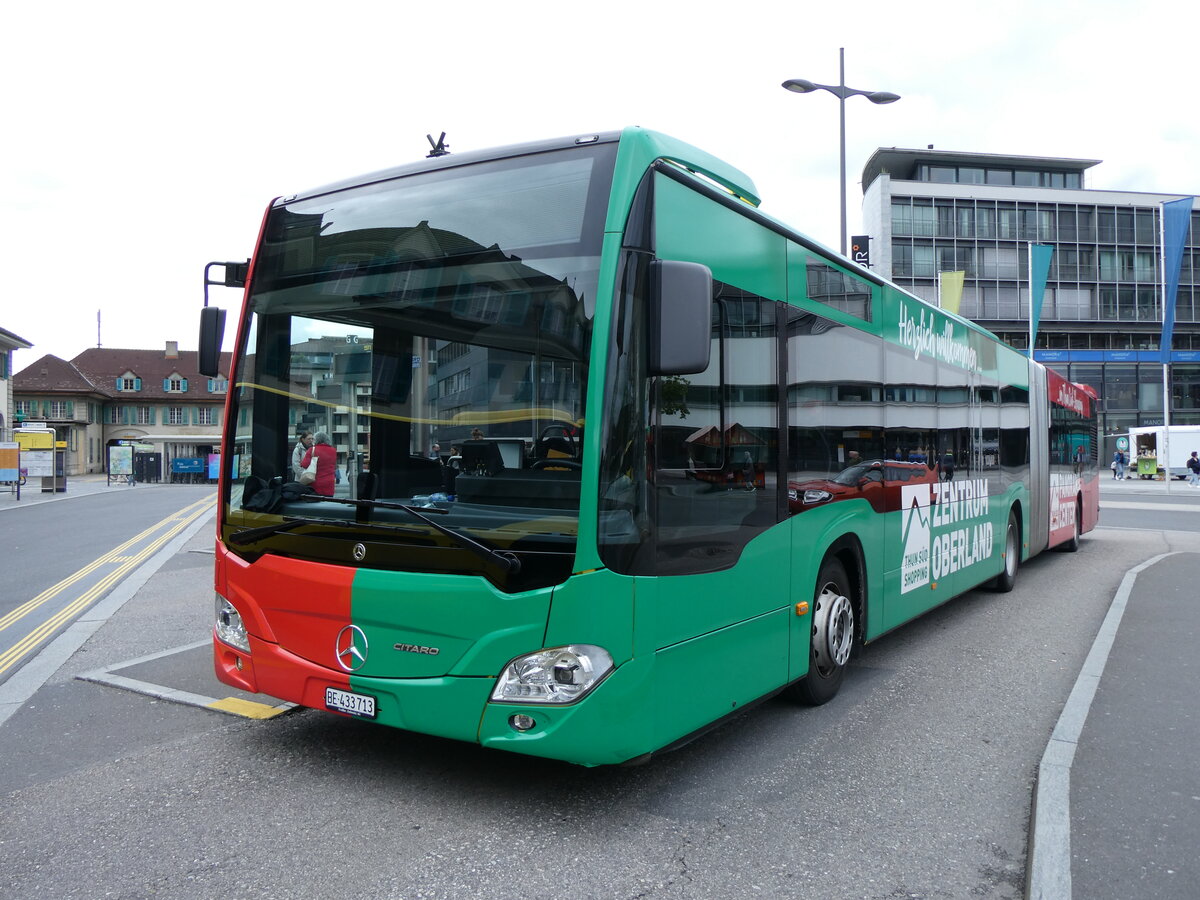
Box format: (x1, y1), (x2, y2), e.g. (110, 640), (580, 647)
(1029, 244), (1054, 354)
(1161, 196), (1194, 363)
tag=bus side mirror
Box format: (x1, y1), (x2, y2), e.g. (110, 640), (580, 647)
(198, 305), (227, 377)
(648, 259), (712, 376)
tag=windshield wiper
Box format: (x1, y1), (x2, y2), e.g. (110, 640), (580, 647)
(295, 495), (522, 574)
(230, 511), (473, 549)
(229, 516), (330, 546)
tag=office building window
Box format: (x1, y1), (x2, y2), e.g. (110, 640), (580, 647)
(936, 205), (955, 237)
(1105, 365), (1137, 409)
(912, 204), (935, 237)
(910, 245), (935, 277)
(1173, 366), (1200, 410)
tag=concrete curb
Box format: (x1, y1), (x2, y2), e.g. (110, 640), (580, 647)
(1025, 552), (1175, 899)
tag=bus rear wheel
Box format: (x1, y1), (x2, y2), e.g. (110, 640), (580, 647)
(1056, 499), (1082, 552)
(791, 557), (855, 706)
(991, 509), (1020, 592)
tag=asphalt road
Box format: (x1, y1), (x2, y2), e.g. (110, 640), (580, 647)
(1, 488), (1197, 899)
(0, 484), (215, 689)
(1, 484), (214, 615)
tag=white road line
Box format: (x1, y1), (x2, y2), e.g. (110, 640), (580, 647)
(1102, 500), (1200, 512)
(74, 640), (295, 718)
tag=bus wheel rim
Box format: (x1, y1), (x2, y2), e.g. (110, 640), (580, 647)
(813, 585), (854, 671)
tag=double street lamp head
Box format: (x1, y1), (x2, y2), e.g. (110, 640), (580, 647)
(781, 78), (900, 105)
(781, 53), (899, 257)
(782, 78), (820, 94)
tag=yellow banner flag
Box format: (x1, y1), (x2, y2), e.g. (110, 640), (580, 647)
(939, 271), (965, 315)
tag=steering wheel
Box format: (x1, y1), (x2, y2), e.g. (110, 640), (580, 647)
(536, 423), (578, 455)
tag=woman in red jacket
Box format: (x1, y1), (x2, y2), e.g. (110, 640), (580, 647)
(300, 431), (338, 496)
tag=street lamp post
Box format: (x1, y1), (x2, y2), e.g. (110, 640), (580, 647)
(783, 48), (899, 257)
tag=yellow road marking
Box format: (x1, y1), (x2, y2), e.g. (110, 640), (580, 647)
(0, 494), (215, 634)
(206, 696), (292, 719)
(0, 497), (215, 677)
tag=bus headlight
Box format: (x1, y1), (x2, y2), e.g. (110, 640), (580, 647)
(214, 594), (250, 653)
(491, 645), (613, 704)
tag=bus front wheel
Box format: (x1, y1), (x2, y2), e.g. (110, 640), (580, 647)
(790, 556), (855, 706)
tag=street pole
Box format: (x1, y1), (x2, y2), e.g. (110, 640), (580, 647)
(838, 49), (848, 257)
(783, 49), (899, 257)
(1161, 207), (1172, 494)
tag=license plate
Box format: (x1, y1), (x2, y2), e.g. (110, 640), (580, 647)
(325, 686), (376, 719)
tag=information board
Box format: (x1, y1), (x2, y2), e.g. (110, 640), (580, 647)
(109, 445), (133, 476)
(15, 430), (54, 450)
(22, 450), (54, 477)
(0, 443), (18, 482)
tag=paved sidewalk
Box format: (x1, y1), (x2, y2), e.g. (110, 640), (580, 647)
(0, 472), (203, 509)
(1100, 473), (1200, 497)
(1028, 551), (1200, 899)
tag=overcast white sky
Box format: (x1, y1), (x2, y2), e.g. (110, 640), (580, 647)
(6, 0), (1197, 372)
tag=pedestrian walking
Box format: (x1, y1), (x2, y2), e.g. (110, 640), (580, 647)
(1112, 449), (1126, 480)
(1187, 450), (1200, 486)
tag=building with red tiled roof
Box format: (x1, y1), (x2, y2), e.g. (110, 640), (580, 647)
(13, 341), (233, 478)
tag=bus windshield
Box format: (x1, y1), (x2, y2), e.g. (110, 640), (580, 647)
(222, 143), (616, 590)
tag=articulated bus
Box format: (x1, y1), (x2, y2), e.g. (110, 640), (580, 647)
(199, 128), (1099, 766)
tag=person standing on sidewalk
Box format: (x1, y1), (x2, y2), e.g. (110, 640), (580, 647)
(1112, 448), (1126, 480)
(300, 432), (337, 496)
(291, 431), (314, 481)
(1187, 450), (1200, 486)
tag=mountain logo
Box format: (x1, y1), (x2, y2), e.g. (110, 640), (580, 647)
(900, 484), (932, 593)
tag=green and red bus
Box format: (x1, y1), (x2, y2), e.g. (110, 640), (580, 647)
(200, 128), (1099, 766)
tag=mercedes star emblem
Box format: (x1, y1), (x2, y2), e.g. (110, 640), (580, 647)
(335, 624), (369, 672)
(353, 542), (367, 561)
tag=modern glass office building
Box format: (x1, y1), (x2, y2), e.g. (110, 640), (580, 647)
(861, 148), (1200, 450)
